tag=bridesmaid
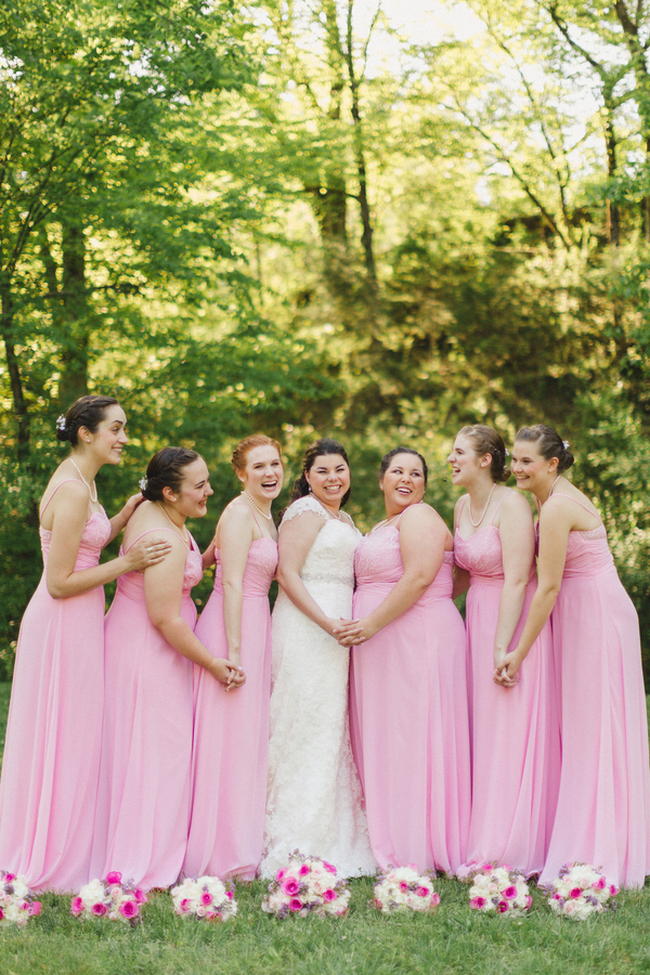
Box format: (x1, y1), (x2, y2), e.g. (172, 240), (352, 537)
(183, 435), (282, 881)
(448, 424), (559, 876)
(94, 447), (244, 890)
(342, 446), (470, 874)
(503, 424), (650, 888)
(0, 395), (168, 891)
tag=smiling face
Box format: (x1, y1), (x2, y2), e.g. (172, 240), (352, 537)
(380, 451), (426, 515)
(238, 444), (284, 503)
(168, 457), (214, 518)
(81, 405), (128, 465)
(447, 433), (489, 487)
(305, 453), (350, 510)
(511, 439), (557, 495)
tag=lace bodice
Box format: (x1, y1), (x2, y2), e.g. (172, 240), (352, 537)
(116, 529), (203, 599)
(354, 523), (454, 600)
(39, 509), (111, 569)
(213, 537), (277, 596)
(281, 496), (360, 590)
(454, 524), (504, 580)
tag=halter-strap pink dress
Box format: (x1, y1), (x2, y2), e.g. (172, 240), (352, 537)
(183, 536), (277, 881)
(538, 496), (650, 889)
(454, 500), (559, 877)
(349, 520), (470, 874)
(93, 527), (202, 890)
(0, 480), (111, 891)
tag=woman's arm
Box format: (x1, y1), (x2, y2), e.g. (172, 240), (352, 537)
(219, 504), (255, 667)
(107, 493), (144, 542)
(498, 499), (571, 684)
(143, 539), (245, 688)
(45, 483), (169, 598)
(337, 505), (447, 645)
(451, 496), (469, 598)
(276, 511), (342, 635)
(492, 491), (535, 673)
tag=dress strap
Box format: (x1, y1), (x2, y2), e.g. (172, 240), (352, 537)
(39, 479), (87, 519)
(123, 526), (187, 553)
(548, 492), (601, 522)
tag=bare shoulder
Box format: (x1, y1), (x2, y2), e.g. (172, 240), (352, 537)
(400, 502), (446, 530)
(498, 486), (533, 518)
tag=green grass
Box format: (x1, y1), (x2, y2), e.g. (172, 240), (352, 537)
(1, 683), (649, 975)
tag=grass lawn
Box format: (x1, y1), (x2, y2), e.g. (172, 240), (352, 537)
(1, 682), (649, 975)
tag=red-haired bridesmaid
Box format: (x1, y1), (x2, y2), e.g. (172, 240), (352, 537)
(184, 435), (282, 880)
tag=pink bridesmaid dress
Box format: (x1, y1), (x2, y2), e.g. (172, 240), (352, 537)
(0, 481), (111, 891)
(94, 528), (202, 890)
(539, 506), (650, 889)
(455, 515), (559, 876)
(349, 523), (470, 874)
(183, 538), (277, 881)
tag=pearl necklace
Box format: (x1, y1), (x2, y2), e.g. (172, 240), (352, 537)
(68, 457), (98, 503)
(468, 483), (496, 528)
(243, 491), (273, 520)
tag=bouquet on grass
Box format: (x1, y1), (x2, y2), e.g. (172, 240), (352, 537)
(373, 866), (440, 914)
(0, 870), (42, 926)
(70, 871), (146, 925)
(262, 852), (350, 918)
(170, 875), (237, 921)
(545, 863), (619, 920)
(468, 865), (532, 917)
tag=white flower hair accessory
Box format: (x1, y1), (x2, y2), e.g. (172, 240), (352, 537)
(139, 477), (148, 492)
(56, 415), (67, 432)
(562, 440), (570, 449)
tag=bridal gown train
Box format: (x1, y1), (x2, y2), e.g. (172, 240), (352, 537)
(260, 495), (375, 878)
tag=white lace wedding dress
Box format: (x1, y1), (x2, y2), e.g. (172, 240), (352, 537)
(260, 495), (375, 878)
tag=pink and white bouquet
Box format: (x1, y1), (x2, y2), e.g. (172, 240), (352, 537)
(468, 865), (532, 917)
(170, 875), (237, 921)
(545, 863), (619, 920)
(373, 866), (440, 914)
(0, 870), (42, 926)
(70, 871), (146, 925)
(261, 852), (350, 918)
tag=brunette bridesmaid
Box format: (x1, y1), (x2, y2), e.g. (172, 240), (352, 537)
(0, 395), (168, 891)
(449, 425), (559, 876)
(343, 446), (470, 874)
(504, 425), (650, 889)
(93, 447), (243, 890)
(183, 435), (282, 880)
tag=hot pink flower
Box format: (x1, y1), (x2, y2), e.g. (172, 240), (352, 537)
(134, 888), (147, 904)
(323, 862), (336, 874)
(594, 877), (606, 890)
(29, 900), (42, 917)
(431, 893), (441, 906)
(416, 886), (430, 898)
(226, 890), (234, 900)
(105, 871), (122, 885)
(503, 886), (517, 899)
(569, 887), (582, 899)
(299, 864), (311, 876)
(70, 897), (84, 916)
(282, 878), (300, 895)
(289, 898), (303, 912)
(609, 885), (619, 896)
(497, 901), (508, 913)
(399, 882), (409, 891)
(4, 873), (16, 882)
(276, 869), (286, 881)
(92, 903), (108, 916)
(470, 897), (486, 909)
(180, 898), (192, 913)
(120, 900), (138, 919)
(201, 892), (213, 905)
(0, 908), (4, 920)
(323, 889), (336, 901)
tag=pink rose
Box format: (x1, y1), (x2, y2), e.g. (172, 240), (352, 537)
(594, 877), (606, 890)
(503, 886), (517, 899)
(134, 888), (147, 904)
(201, 892), (213, 905)
(282, 878), (300, 895)
(70, 897), (84, 916)
(470, 897), (486, 909)
(4, 873), (16, 882)
(609, 884), (619, 896)
(323, 889), (336, 901)
(497, 901), (508, 913)
(180, 898), (192, 913)
(569, 887), (582, 899)
(323, 861), (336, 874)
(399, 882), (409, 892)
(92, 903), (108, 916)
(226, 890), (234, 900)
(105, 871), (122, 885)
(299, 864), (311, 876)
(416, 886), (429, 898)
(0, 907), (4, 920)
(120, 900), (138, 919)
(29, 900), (42, 917)
(289, 898), (303, 912)
(276, 869), (286, 881)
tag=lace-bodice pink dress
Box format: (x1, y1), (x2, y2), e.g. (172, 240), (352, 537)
(92, 528), (203, 890)
(183, 537), (277, 881)
(454, 513), (559, 877)
(538, 512), (650, 889)
(260, 496), (375, 878)
(349, 522), (470, 874)
(0, 482), (111, 891)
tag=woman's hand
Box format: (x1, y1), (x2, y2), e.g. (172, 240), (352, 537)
(120, 492), (146, 525)
(210, 657), (246, 690)
(125, 538), (172, 572)
(335, 617), (378, 646)
(494, 649), (522, 687)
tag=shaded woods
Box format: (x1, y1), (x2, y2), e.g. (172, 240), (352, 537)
(1, 0), (648, 675)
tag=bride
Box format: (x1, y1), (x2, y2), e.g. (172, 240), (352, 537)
(260, 438), (375, 878)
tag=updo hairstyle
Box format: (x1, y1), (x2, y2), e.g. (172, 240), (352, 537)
(231, 434), (282, 475)
(141, 446), (200, 501)
(379, 446), (429, 486)
(291, 437), (351, 505)
(515, 424), (575, 473)
(56, 395), (119, 445)
(459, 424), (509, 482)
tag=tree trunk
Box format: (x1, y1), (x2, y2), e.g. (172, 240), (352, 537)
(0, 270), (31, 463)
(59, 218), (89, 403)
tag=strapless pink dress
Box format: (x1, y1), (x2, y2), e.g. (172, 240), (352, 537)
(349, 524), (470, 873)
(183, 538), (277, 881)
(0, 486), (111, 892)
(455, 524), (559, 876)
(539, 526), (650, 889)
(93, 528), (203, 890)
